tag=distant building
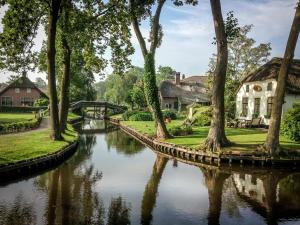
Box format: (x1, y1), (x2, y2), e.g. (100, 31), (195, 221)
(159, 72), (210, 111)
(236, 57), (300, 125)
(0, 72), (48, 107)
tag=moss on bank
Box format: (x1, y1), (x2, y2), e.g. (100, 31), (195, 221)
(0, 124), (78, 166)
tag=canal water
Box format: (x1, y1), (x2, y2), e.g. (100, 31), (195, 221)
(0, 120), (299, 225)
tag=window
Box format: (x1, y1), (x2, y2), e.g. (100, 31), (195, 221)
(21, 97), (34, 106)
(242, 97), (248, 116)
(15, 88), (20, 93)
(27, 88), (31, 93)
(246, 85), (249, 92)
(267, 82), (273, 91)
(267, 97), (274, 117)
(1, 96), (12, 106)
(254, 98), (261, 116)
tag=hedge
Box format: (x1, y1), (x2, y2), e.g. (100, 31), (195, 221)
(129, 112), (153, 121)
(281, 103), (300, 142)
(0, 117), (42, 134)
(0, 106), (47, 113)
(162, 110), (177, 120)
(169, 125), (193, 136)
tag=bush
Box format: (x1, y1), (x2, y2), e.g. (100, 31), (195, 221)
(34, 98), (49, 107)
(188, 105), (212, 126)
(169, 125), (193, 136)
(162, 110), (177, 120)
(0, 117), (42, 134)
(0, 106), (46, 113)
(122, 110), (139, 121)
(281, 103), (300, 142)
(129, 112), (153, 121)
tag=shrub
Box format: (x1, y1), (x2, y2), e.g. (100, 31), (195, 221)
(0, 106), (46, 113)
(162, 110), (177, 120)
(34, 98), (49, 107)
(169, 125), (193, 136)
(281, 103), (300, 142)
(188, 105), (212, 126)
(0, 118), (41, 134)
(129, 112), (153, 121)
(122, 110), (139, 121)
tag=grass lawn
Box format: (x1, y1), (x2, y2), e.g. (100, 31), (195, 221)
(121, 120), (300, 152)
(0, 113), (35, 123)
(0, 124), (78, 166)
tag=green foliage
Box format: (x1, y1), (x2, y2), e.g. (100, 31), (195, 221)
(131, 85), (147, 109)
(156, 66), (175, 85)
(129, 112), (153, 121)
(169, 125), (193, 136)
(188, 105), (212, 126)
(0, 117), (41, 134)
(207, 21), (271, 120)
(162, 110), (177, 120)
(0, 106), (45, 113)
(281, 103), (300, 142)
(122, 111), (139, 121)
(34, 98), (49, 107)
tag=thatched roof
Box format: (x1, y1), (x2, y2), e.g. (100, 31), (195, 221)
(0, 75), (48, 98)
(242, 57), (300, 94)
(159, 80), (210, 104)
(181, 75), (208, 84)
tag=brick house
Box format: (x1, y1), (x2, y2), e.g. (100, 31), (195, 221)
(0, 73), (48, 107)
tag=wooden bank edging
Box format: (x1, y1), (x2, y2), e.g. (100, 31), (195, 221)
(108, 118), (300, 167)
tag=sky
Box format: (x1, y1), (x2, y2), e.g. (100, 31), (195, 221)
(0, 0), (299, 83)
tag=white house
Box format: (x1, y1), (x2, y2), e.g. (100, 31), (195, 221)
(236, 57), (300, 125)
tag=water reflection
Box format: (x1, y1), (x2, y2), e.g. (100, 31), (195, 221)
(0, 120), (300, 225)
(141, 155), (168, 225)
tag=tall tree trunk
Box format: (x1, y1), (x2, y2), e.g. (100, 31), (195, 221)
(144, 53), (170, 139)
(264, 2), (300, 155)
(59, 4), (71, 133)
(204, 0), (230, 152)
(47, 0), (62, 140)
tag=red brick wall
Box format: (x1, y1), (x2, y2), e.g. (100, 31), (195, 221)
(0, 87), (42, 106)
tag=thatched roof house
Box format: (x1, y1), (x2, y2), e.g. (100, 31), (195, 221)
(242, 57), (300, 94)
(236, 57), (300, 125)
(159, 72), (210, 111)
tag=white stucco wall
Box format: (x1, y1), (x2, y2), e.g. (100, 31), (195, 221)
(236, 79), (300, 125)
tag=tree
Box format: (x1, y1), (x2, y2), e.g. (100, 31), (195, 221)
(206, 24), (271, 119)
(156, 65), (175, 85)
(35, 77), (47, 88)
(128, 0), (197, 139)
(204, 0), (231, 151)
(0, 0), (63, 139)
(264, 1), (300, 155)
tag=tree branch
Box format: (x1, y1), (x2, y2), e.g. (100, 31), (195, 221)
(150, 0), (166, 55)
(129, 0), (148, 58)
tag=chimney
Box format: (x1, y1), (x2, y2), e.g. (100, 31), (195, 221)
(22, 71), (27, 78)
(175, 72), (181, 85)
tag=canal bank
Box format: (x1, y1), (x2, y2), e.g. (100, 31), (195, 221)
(108, 118), (300, 167)
(0, 121), (80, 180)
(1, 119), (300, 225)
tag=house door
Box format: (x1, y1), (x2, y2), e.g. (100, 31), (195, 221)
(174, 101), (178, 110)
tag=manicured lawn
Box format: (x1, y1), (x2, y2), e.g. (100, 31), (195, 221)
(121, 120), (300, 152)
(0, 113), (35, 123)
(0, 124), (78, 166)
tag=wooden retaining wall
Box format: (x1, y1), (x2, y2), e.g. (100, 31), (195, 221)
(108, 118), (300, 168)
